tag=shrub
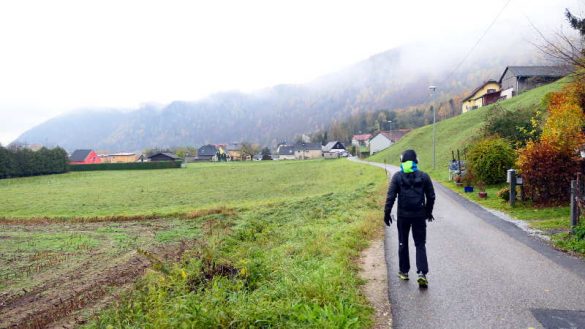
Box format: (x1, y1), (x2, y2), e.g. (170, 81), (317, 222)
(517, 141), (580, 206)
(482, 104), (543, 147)
(496, 187), (510, 201)
(466, 137), (516, 185)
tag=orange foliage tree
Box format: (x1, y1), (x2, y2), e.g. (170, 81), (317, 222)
(517, 80), (585, 205)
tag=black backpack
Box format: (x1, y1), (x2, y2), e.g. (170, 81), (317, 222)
(398, 171), (425, 211)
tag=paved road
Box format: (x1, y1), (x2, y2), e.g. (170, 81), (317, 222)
(353, 159), (585, 329)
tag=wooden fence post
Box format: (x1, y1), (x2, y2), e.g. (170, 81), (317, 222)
(571, 180), (579, 229)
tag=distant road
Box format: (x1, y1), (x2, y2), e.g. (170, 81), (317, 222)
(351, 158), (585, 329)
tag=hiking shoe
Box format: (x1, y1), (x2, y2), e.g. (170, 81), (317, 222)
(417, 274), (428, 288)
(397, 272), (409, 280)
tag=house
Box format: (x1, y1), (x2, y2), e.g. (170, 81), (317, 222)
(148, 152), (181, 162)
(276, 145), (295, 160)
(101, 153), (138, 163)
(351, 134), (373, 148)
(197, 144), (218, 161)
(461, 80), (501, 113)
(322, 141), (346, 158)
(323, 141), (346, 153)
(294, 143), (322, 160)
(69, 149), (101, 164)
(226, 143), (244, 161)
(369, 130), (411, 155)
(499, 66), (572, 99)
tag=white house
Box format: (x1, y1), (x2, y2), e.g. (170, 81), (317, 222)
(276, 145), (295, 160)
(351, 134), (372, 148)
(369, 132), (393, 155)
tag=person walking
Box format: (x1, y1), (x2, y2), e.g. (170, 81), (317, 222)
(384, 149), (436, 288)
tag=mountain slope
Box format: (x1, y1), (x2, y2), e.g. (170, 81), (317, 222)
(15, 39), (545, 152)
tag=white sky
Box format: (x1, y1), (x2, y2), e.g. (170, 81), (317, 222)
(0, 0), (581, 145)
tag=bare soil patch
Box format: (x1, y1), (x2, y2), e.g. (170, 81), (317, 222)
(359, 238), (392, 329)
(0, 217), (206, 329)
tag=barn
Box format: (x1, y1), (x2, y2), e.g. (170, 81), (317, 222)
(69, 149), (101, 165)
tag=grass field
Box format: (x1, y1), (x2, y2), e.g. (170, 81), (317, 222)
(368, 79), (581, 254)
(0, 160), (375, 219)
(0, 159), (388, 328)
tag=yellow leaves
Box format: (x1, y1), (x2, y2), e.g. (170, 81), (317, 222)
(180, 269), (187, 279)
(541, 102), (585, 152)
(539, 81), (585, 153)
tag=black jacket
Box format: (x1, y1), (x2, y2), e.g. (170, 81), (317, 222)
(384, 170), (435, 219)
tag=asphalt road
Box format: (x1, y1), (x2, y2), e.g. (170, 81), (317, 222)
(354, 159), (585, 329)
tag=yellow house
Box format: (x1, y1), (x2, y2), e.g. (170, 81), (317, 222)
(101, 153), (138, 163)
(461, 80), (501, 113)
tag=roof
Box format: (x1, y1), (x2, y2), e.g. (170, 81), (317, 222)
(462, 80), (500, 102)
(323, 141), (345, 152)
(69, 149), (93, 162)
(198, 144), (218, 157)
(148, 152), (180, 160)
(107, 152), (136, 156)
(374, 130), (410, 142)
(499, 66), (573, 83)
(294, 143), (322, 151)
(278, 145), (295, 155)
(352, 134), (373, 141)
(226, 143), (242, 151)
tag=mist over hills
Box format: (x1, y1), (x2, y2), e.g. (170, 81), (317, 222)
(15, 33), (546, 152)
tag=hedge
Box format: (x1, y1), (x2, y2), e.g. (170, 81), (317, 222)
(0, 146), (69, 179)
(69, 161), (182, 171)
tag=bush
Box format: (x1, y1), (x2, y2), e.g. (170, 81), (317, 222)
(517, 141), (580, 206)
(496, 187), (510, 201)
(69, 161), (182, 171)
(482, 104), (543, 147)
(466, 137), (516, 185)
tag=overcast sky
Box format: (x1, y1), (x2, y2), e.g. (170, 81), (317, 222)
(0, 0), (582, 145)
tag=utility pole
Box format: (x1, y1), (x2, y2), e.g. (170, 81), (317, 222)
(429, 85), (437, 170)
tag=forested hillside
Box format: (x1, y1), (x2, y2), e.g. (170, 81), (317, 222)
(15, 39), (542, 152)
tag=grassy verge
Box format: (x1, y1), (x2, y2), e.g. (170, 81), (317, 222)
(84, 169), (386, 328)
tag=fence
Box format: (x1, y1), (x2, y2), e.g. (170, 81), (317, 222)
(571, 173), (585, 228)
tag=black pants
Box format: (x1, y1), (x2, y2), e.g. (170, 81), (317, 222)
(397, 216), (428, 274)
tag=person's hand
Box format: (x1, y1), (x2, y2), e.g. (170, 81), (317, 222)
(427, 213), (435, 222)
(384, 212), (392, 226)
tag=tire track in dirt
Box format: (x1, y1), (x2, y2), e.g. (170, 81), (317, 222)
(0, 242), (190, 329)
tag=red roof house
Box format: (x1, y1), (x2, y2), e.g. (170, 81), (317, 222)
(69, 149), (101, 164)
(351, 134), (373, 147)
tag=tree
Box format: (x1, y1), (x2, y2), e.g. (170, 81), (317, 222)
(241, 142), (259, 160)
(533, 8), (582, 77)
(261, 147), (272, 160)
(566, 9), (585, 38)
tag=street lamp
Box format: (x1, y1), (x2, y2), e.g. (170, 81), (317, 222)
(387, 120), (393, 131)
(429, 85), (437, 170)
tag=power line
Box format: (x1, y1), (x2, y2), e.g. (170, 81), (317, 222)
(440, 0), (513, 85)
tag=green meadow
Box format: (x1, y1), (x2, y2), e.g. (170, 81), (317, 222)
(0, 159), (388, 328)
(0, 160), (378, 219)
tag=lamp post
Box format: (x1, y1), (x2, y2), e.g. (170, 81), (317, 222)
(387, 120), (393, 131)
(429, 85), (437, 170)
